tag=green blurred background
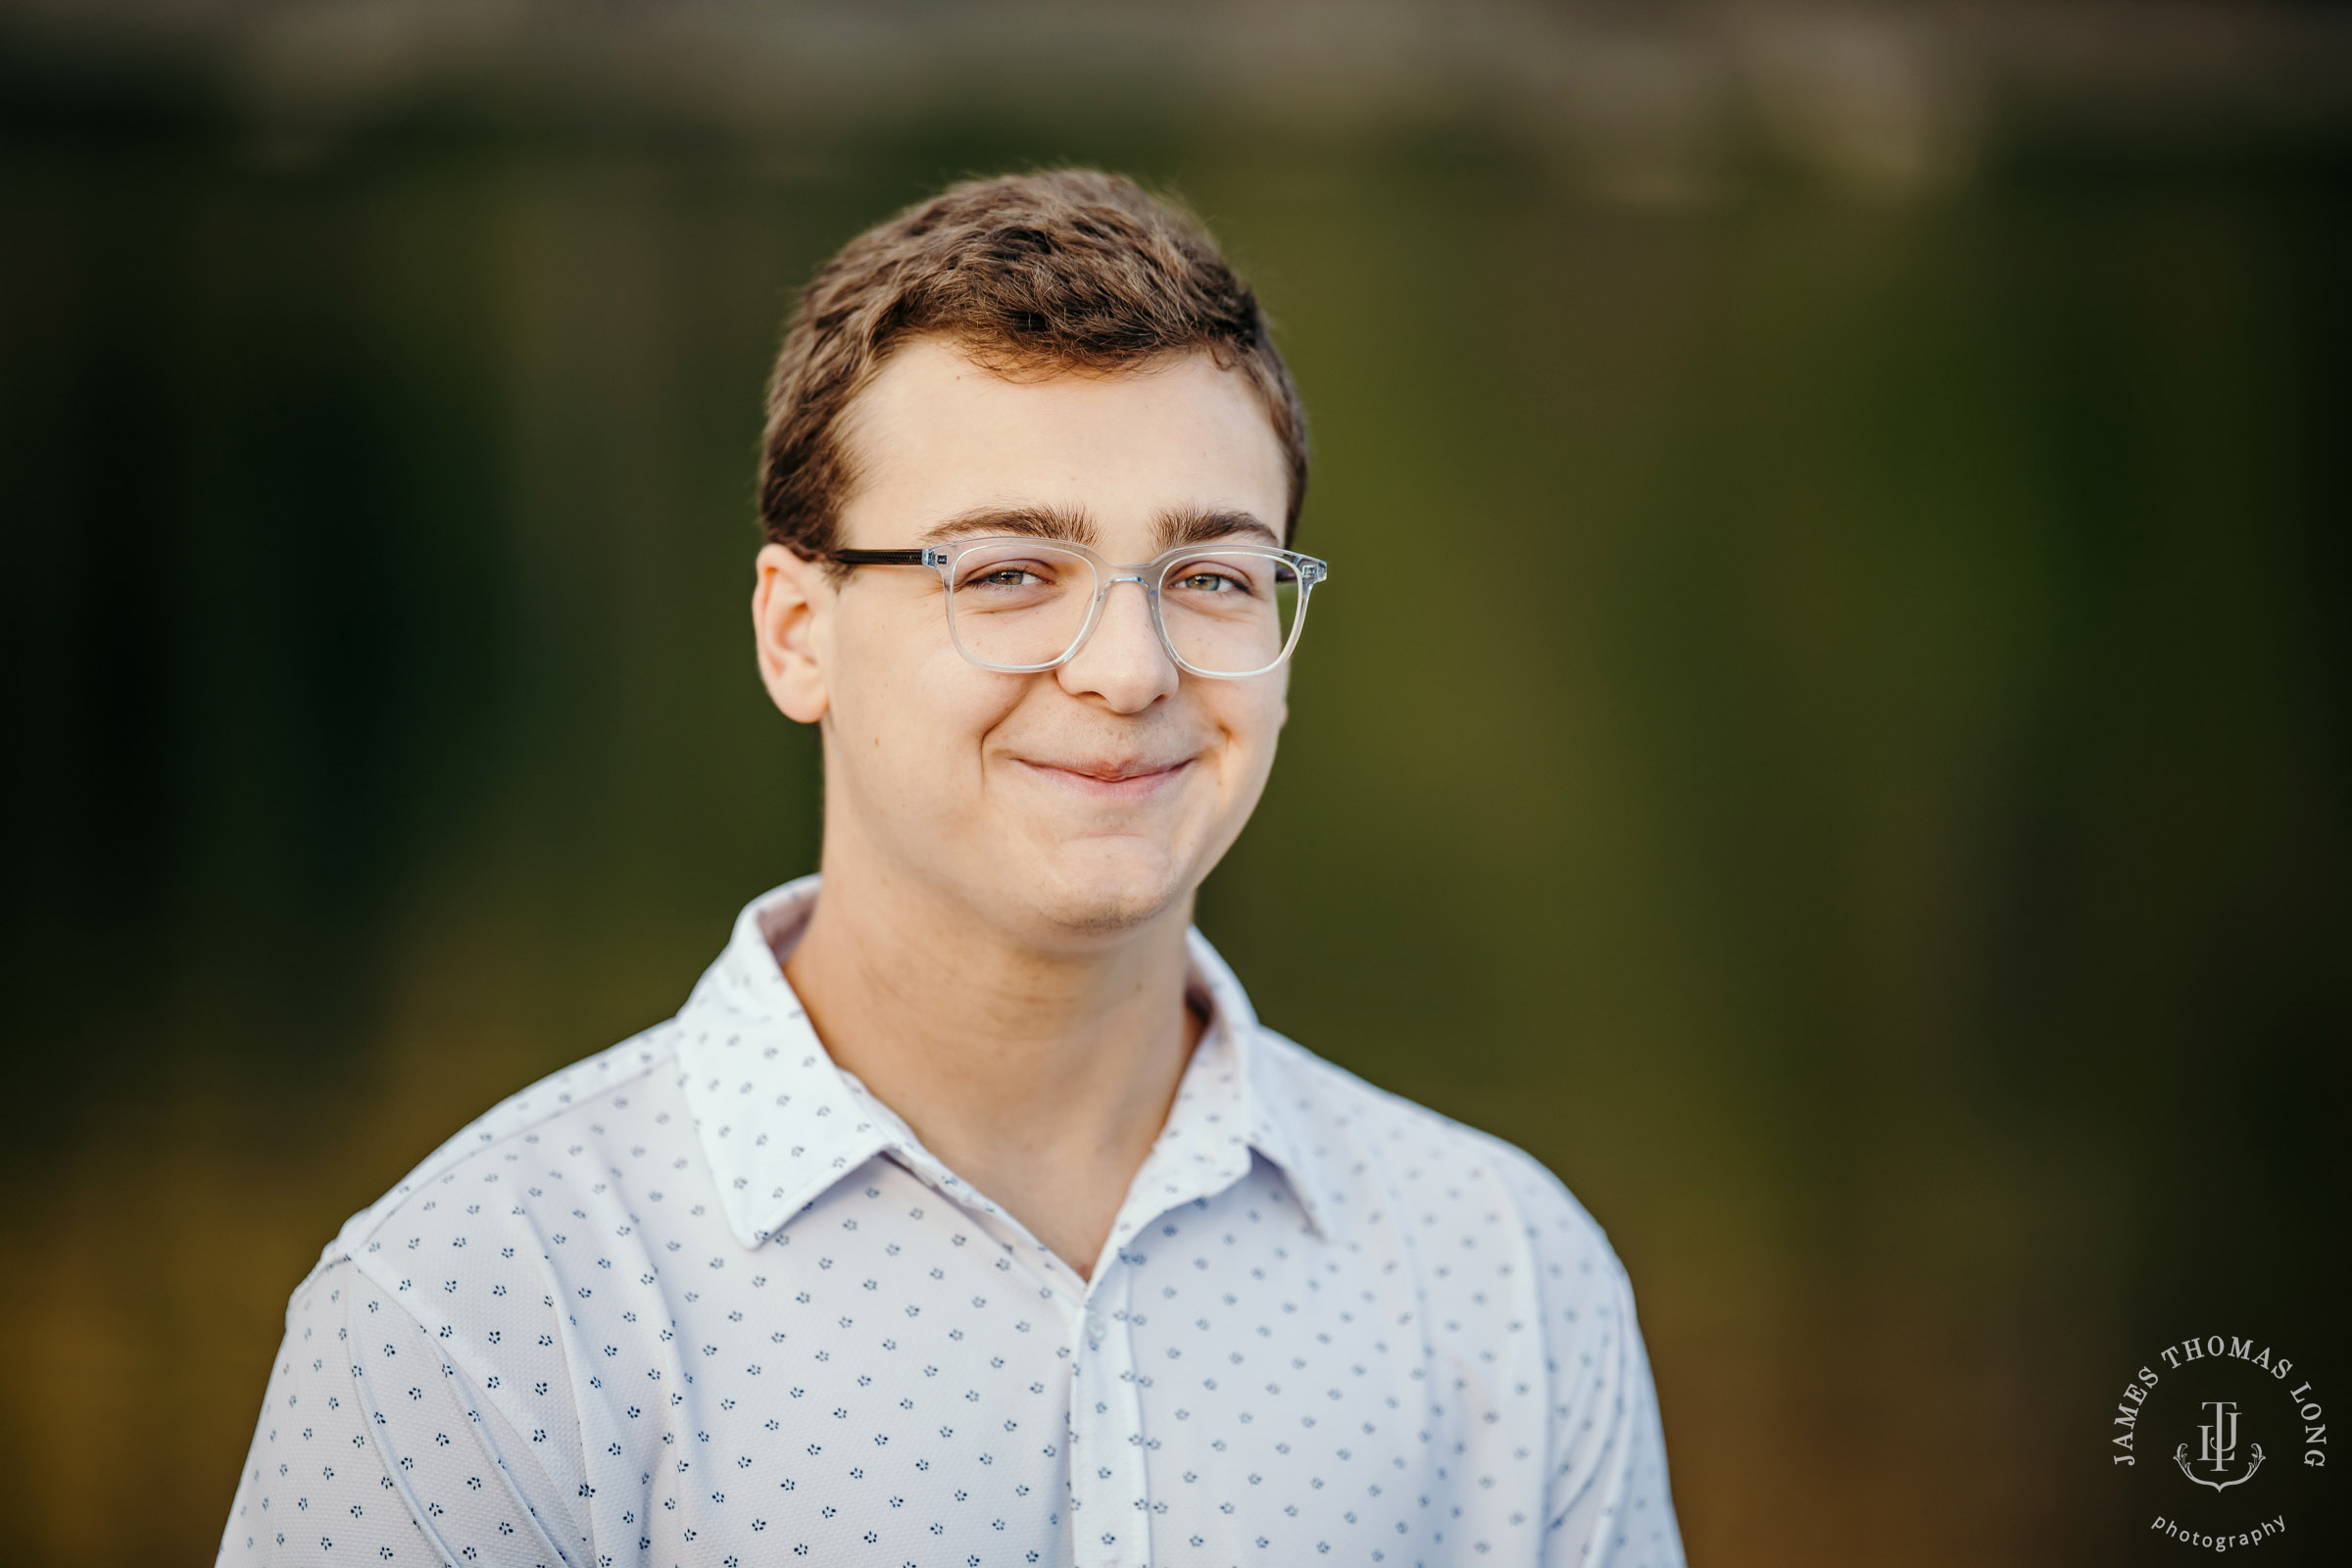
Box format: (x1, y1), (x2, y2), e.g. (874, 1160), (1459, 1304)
(2, 2), (2347, 1564)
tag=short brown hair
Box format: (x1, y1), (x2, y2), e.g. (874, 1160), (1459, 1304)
(758, 170), (1307, 561)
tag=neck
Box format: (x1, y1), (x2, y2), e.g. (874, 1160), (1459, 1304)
(780, 858), (1202, 1281)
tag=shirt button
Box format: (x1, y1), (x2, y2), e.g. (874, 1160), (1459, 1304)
(1085, 1309), (1105, 1347)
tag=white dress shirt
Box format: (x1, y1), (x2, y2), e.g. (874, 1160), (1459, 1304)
(220, 877), (1682, 1568)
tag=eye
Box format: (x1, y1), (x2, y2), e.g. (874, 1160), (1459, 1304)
(1170, 563), (1260, 597)
(956, 561), (1060, 592)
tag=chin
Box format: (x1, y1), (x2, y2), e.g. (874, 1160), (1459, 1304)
(1017, 846), (1193, 941)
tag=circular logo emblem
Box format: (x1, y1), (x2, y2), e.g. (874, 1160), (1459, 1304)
(2110, 1333), (2330, 1559)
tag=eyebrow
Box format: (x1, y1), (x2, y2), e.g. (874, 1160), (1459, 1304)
(913, 503), (1281, 554)
(918, 504), (1096, 547)
(1154, 508), (1281, 552)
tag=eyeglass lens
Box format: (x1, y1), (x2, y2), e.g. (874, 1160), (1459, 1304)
(945, 541), (1303, 675)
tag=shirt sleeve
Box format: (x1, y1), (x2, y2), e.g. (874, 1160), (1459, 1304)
(1542, 1263), (1684, 1568)
(219, 1258), (590, 1568)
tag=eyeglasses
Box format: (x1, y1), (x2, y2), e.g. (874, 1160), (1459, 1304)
(829, 535), (1330, 679)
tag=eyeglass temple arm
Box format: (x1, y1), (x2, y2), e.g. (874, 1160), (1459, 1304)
(829, 548), (949, 567)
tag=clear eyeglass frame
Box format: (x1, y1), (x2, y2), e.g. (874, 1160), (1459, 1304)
(828, 534), (1331, 679)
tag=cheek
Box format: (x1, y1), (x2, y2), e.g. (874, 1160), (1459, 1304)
(1207, 681), (1289, 772)
(833, 619), (1022, 779)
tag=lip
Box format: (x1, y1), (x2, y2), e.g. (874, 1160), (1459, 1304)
(1014, 757), (1196, 801)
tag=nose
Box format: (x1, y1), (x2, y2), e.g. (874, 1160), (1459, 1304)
(1056, 576), (1180, 712)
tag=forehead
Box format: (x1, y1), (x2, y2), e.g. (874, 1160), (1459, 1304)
(834, 338), (1290, 547)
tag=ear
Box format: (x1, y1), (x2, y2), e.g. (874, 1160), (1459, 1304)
(753, 542), (833, 724)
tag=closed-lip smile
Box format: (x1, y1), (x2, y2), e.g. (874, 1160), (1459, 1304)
(1016, 756), (1195, 798)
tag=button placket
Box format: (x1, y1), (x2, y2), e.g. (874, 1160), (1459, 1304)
(1066, 1259), (1149, 1568)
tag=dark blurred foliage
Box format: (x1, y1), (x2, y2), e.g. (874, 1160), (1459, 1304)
(0, 3), (2347, 1564)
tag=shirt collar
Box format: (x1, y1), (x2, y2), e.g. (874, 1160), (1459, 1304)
(674, 876), (1334, 1250)
(1180, 923), (1333, 1237)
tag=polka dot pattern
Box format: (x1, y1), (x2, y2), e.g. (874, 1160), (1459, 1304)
(220, 877), (1683, 1566)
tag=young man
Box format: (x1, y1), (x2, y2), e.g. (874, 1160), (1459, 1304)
(220, 171), (1683, 1568)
